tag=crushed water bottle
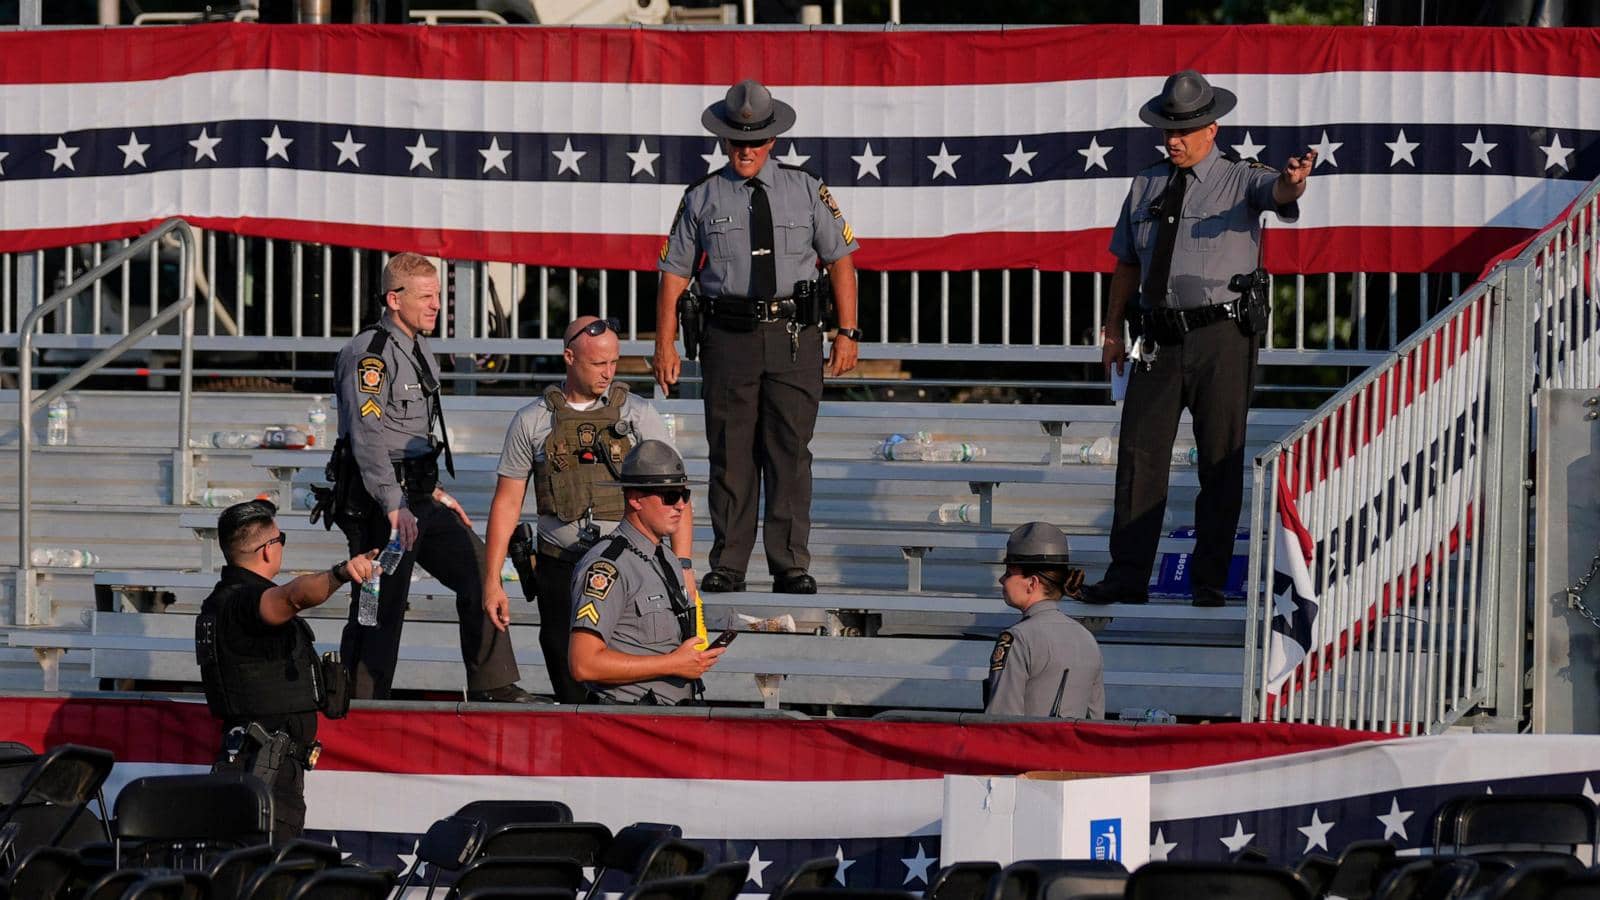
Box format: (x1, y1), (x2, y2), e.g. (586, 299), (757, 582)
(210, 431), (261, 449)
(920, 441), (986, 462)
(45, 398), (71, 446)
(200, 488), (247, 508)
(934, 502), (974, 524)
(873, 432), (931, 460)
(1118, 706), (1178, 724)
(359, 530), (406, 627)
(29, 548), (99, 568)
(306, 396), (328, 449)
(1069, 436), (1117, 465)
(1170, 443), (1198, 466)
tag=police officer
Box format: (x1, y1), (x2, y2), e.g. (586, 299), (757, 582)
(198, 499), (374, 841)
(568, 440), (724, 704)
(483, 316), (690, 703)
(332, 251), (533, 702)
(985, 522), (1105, 719)
(652, 78), (861, 596)
(1082, 70), (1316, 609)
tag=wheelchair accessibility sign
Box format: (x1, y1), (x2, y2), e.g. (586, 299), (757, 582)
(1090, 818), (1121, 862)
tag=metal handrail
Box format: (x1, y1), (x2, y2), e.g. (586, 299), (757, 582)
(15, 218), (196, 627)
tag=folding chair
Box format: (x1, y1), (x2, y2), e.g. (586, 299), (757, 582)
(84, 868), (149, 900)
(476, 822), (612, 865)
(394, 815), (488, 898)
(1373, 857), (1478, 900)
(283, 865), (398, 900)
(455, 800), (574, 829)
(121, 870), (209, 900)
(771, 857), (843, 900)
(987, 859), (1127, 900)
(457, 890), (586, 900)
(784, 889), (921, 900)
(0, 744), (115, 854)
(1447, 794), (1600, 865)
(0, 743), (34, 761)
(1549, 871), (1600, 900)
(274, 838), (343, 869)
(113, 772), (272, 869)
(1294, 854), (1337, 899)
(621, 873), (707, 900)
(1, 846), (81, 898)
(699, 860), (750, 900)
(1482, 858), (1588, 900)
(239, 857), (322, 900)
(1324, 839), (1400, 900)
(1124, 862), (1311, 900)
(632, 838), (707, 885)
(206, 844), (278, 900)
(447, 856), (584, 899)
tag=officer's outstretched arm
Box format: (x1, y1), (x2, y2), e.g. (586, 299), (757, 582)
(569, 632), (722, 684)
(260, 551), (377, 627)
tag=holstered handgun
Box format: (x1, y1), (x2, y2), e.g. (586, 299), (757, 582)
(320, 651), (350, 719)
(1228, 269), (1271, 337)
(317, 437), (372, 530)
(678, 291), (703, 361)
(243, 722), (290, 786)
(508, 522), (539, 603)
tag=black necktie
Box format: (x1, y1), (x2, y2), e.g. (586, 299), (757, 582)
(409, 338), (454, 477)
(747, 178), (777, 300)
(1142, 167), (1189, 308)
(654, 546), (694, 641)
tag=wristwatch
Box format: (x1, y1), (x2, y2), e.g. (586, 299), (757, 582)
(329, 561), (351, 585)
(835, 327), (862, 341)
(678, 556), (694, 570)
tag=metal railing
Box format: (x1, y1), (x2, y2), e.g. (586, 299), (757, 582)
(1243, 176), (1600, 733)
(13, 219), (197, 627)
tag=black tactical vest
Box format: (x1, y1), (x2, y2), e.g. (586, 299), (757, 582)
(196, 608), (325, 720)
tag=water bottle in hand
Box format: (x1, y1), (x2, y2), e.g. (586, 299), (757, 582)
(359, 530), (406, 628)
(377, 530), (405, 573)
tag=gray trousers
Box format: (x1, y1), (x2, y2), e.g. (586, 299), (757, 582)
(700, 320), (824, 577)
(1106, 319), (1258, 593)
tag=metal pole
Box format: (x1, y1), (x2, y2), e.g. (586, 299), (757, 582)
(1139, 0), (1161, 24)
(890, 0), (901, 23)
(19, 0), (41, 26)
(298, 0), (332, 23)
(834, 0), (844, 23)
(743, 0), (754, 23)
(99, 0), (118, 24)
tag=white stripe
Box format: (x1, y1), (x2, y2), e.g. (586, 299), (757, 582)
(3, 70), (1598, 137)
(0, 170), (1581, 239)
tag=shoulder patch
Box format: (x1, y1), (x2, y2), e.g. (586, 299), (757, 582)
(991, 631), (1015, 672)
(818, 183), (843, 220)
(1248, 160), (1275, 171)
(582, 560), (619, 602)
(357, 356), (384, 395)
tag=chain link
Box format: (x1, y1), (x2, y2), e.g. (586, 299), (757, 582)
(1563, 545), (1600, 630)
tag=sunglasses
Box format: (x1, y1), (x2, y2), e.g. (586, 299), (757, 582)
(643, 488), (692, 506)
(250, 532), (288, 554)
(729, 138), (768, 149)
(564, 318), (620, 347)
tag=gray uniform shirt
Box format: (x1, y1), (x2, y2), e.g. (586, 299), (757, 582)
(570, 520), (694, 704)
(1109, 148), (1298, 310)
(658, 158), (859, 299)
(334, 312), (442, 514)
(495, 391), (674, 550)
(985, 601), (1106, 719)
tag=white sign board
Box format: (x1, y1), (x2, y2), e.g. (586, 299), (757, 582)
(942, 773), (1151, 869)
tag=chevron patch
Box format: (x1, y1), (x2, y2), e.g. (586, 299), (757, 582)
(359, 398), (382, 418)
(575, 601), (600, 625)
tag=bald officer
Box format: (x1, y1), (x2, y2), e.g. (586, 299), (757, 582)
(985, 523), (1105, 719)
(1082, 70), (1315, 609)
(653, 78), (861, 597)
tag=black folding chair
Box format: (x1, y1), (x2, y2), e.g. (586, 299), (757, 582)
(206, 844), (278, 900)
(84, 868), (149, 900)
(1, 845), (81, 897)
(274, 838), (343, 869)
(699, 860), (750, 900)
(1447, 794), (1599, 865)
(622, 873), (707, 900)
(448, 856), (584, 899)
(113, 772), (273, 869)
(0, 744), (115, 854)
(785, 890), (922, 900)
(1373, 857), (1478, 900)
(1324, 839), (1400, 900)
(581, 823), (681, 900)
(1124, 862), (1310, 900)
(457, 890), (591, 900)
(1482, 858), (1587, 900)
(240, 857), (322, 900)
(987, 859), (1127, 900)
(1294, 854), (1337, 899)
(771, 857), (843, 900)
(283, 865), (398, 899)
(455, 800), (574, 829)
(476, 822), (613, 865)
(395, 815), (488, 898)
(1549, 870), (1600, 900)
(122, 870), (209, 900)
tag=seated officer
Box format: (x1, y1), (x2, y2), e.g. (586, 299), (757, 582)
(197, 499), (374, 841)
(985, 522), (1106, 719)
(569, 441), (725, 704)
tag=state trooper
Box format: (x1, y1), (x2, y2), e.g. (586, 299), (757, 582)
(1082, 70), (1315, 609)
(328, 251), (533, 702)
(197, 499), (372, 841)
(652, 78), (861, 597)
(568, 440), (724, 705)
(985, 522), (1105, 719)
(483, 316), (690, 704)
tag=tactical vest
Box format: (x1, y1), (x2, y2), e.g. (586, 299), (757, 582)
(196, 610), (325, 721)
(532, 384), (636, 523)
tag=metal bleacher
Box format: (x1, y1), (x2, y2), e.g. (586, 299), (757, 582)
(0, 388), (1301, 718)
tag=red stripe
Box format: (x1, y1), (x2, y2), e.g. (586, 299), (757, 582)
(0, 696), (1381, 779)
(2, 25), (1598, 86)
(0, 220), (1538, 276)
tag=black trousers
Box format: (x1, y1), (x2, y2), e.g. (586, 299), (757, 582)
(510, 549), (586, 704)
(1106, 319), (1258, 593)
(337, 495), (520, 698)
(700, 320), (824, 577)
(213, 750), (304, 844)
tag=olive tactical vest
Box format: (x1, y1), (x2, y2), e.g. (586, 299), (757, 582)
(532, 383), (635, 523)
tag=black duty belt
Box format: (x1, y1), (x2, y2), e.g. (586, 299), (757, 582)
(536, 536), (590, 564)
(708, 296), (805, 324)
(1140, 301), (1239, 344)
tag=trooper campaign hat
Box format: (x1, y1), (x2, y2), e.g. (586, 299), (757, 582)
(600, 439), (702, 489)
(702, 79), (798, 142)
(1138, 69), (1237, 130)
(1003, 522), (1073, 566)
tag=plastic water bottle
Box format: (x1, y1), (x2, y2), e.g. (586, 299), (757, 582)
(306, 396), (328, 449)
(359, 530), (406, 627)
(1118, 707), (1178, 724)
(500, 558), (519, 582)
(874, 432), (930, 460)
(45, 398), (70, 446)
(29, 548), (98, 568)
(920, 441), (986, 463)
(1070, 436), (1117, 465)
(1170, 444), (1198, 466)
(934, 502), (974, 524)
(661, 413), (677, 444)
(211, 431), (261, 449)
(200, 488), (247, 508)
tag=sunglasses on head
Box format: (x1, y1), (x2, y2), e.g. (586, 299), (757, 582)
(644, 488), (692, 506)
(564, 318), (620, 347)
(729, 138), (768, 149)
